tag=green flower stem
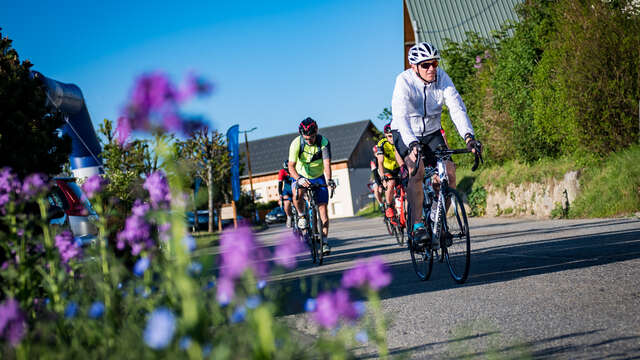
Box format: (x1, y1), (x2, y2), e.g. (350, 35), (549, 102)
(38, 199), (62, 312)
(160, 142), (199, 328)
(368, 289), (388, 358)
(94, 198), (112, 311)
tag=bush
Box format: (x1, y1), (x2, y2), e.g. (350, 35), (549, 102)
(0, 73), (392, 358)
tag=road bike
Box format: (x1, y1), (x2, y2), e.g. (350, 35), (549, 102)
(382, 175), (407, 247)
(299, 183), (335, 266)
(406, 147), (482, 283)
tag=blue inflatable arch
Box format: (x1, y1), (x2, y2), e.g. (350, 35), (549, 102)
(31, 71), (103, 178)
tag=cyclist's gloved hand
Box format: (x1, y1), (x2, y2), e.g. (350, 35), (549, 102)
(327, 179), (336, 188)
(466, 139), (483, 155)
(297, 177), (310, 187)
(400, 165), (409, 180)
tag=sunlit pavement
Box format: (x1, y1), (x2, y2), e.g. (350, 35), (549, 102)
(253, 215), (640, 359)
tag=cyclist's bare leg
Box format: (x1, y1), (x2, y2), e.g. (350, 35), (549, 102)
(406, 154), (425, 228)
(282, 197), (292, 218)
(293, 186), (306, 215)
(374, 184), (384, 206)
(385, 178), (396, 205)
(445, 160), (456, 210)
(318, 203), (329, 237)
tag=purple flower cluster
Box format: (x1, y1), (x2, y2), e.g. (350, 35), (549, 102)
(0, 168), (20, 214)
(341, 256), (392, 291)
(474, 50), (492, 70)
(55, 230), (82, 264)
(143, 171), (171, 209)
(0, 298), (26, 347)
(313, 289), (360, 329)
(274, 232), (305, 269)
(117, 200), (153, 255)
(21, 173), (49, 200)
(308, 256), (392, 329)
(216, 226), (270, 304)
(81, 174), (108, 199)
(117, 72), (212, 144)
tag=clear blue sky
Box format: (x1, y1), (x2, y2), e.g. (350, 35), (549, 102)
(2, 0), (402, 141)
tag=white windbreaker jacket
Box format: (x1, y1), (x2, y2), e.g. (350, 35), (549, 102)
(390, 68), (474, 147)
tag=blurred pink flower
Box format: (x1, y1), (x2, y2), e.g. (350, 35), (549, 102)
(143, 171), (171, 209)
(81, 175), (108, 199)
(274, 233), (305, 269)
(117, 200), (153, 255)
(22, 173), (49, 200)
(116, 116), (132, 146)
(219, 226), (270, 280)
(216, 276), (234, 305)
(0, 298), (26, 347)
(121, 72), (212, 136)
(312, 289), (359, 329)
(55, 230), (82, 264)
(341, 256), (392, 291)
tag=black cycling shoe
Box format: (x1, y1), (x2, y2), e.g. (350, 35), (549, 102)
(411, 224), (428, 251)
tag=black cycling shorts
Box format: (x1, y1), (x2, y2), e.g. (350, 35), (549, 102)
(392, 129), (448, 168)
(372, 170), (382, 186)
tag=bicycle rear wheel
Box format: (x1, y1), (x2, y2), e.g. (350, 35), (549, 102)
(443, 188), (470, 283)
(407, 201), (433, 281)
(394, 222), (404, 246)
(384, 217), (393, 235)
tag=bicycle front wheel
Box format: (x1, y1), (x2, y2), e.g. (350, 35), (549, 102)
(443, 188), (470, 283)
(308, 205), (317, 264)
(314, 205), (325, 265)
(407, 201), (433, 281)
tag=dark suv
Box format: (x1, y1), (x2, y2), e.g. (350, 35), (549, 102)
(48, 177), (98, 245)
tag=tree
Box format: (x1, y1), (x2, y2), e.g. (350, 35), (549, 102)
(0, 29), (71, 178)
(182, 128), (231, 232)
(98, 119), (151, 208)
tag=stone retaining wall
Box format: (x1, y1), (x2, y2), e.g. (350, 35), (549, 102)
(484, 171), (580, 218)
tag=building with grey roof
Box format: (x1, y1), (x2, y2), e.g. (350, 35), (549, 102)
(403, 0), (523, 68)
(240, 120), (380, 218)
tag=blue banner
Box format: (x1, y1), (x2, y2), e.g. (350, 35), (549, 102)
(226, 125), (241, 202)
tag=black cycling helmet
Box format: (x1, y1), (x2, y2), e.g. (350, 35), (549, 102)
(283, 160), (288, 169)
(299, 117), (318, 136)
(384, 122), (392, 134)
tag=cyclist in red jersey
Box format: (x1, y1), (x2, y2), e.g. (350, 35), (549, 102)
(278, 160), (294, 227)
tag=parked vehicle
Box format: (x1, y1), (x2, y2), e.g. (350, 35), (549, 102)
(186, 210), (211, 231)
(47, 177), (98, 246)
(265, 207), (286, 224)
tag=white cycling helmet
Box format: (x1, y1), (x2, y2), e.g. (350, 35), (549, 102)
(408, 42), (440, 65)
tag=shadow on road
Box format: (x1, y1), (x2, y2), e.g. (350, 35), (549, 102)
(273, 222), (640, 317)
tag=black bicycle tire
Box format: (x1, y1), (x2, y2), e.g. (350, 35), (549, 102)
(443, 187), (471, 284)
(308, 203), (317, 264)
(394, 222), (403, 246)
(315, 204), (325, 266)
(407, 200), (433, 281)
(384, 217), (393, 236)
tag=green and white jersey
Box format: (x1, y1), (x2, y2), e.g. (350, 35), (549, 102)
(288, 135), (331, 179)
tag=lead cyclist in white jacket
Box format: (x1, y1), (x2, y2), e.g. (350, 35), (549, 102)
(390, 42), (482, 249)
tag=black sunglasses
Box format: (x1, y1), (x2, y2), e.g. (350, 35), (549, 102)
(419, 61), (438, 69)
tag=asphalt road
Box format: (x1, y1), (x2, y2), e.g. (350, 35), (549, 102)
(253, 215), (640, 359)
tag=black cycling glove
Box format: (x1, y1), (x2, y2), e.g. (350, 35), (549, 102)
(466, 139), (483, 155)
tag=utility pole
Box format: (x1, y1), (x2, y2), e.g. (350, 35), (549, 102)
(241, 127), (258, 223)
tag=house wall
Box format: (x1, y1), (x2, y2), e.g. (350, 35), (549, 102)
(348, 167), (374, 214)
(344, 126), (379, 215)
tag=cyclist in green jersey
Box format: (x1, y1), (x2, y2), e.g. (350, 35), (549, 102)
(288, 117), (336, 255)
